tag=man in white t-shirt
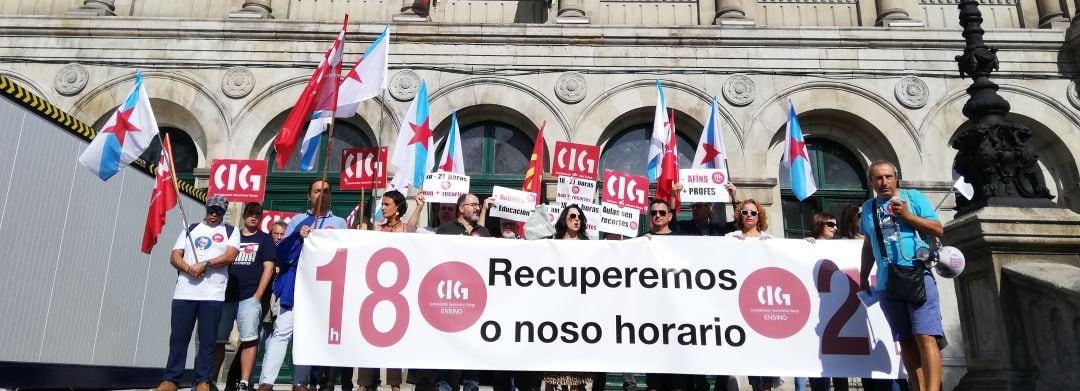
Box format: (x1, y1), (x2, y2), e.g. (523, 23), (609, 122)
(155, 194), (241, 391)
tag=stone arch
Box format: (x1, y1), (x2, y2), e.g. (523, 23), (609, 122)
(232, 75), (402, 161)
(576, 79), (739, 150)
(745, 81), (920, 179)
(428, 77), (570, 153)
(925, 84), (1080, 212)
(0, 70), (54, 103)
(430, 104), (551, 175)
(71, 71), (228, 163)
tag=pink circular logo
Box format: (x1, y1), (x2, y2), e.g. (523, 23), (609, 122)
(212, 233), (225, 243)
(441, 181), (451, 190)
(418, 261), (488, 332)
(527, 194), (536, 203)
(712, 172), (726, 184)
(738, 267), (811, 339)
(243, 245), (255, 254)
(571, 186), (580, 195)
(629, 221), (638, 230)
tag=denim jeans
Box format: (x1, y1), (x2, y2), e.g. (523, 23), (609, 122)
(259, 308), (311, 386)
(164, 299), (223, 384)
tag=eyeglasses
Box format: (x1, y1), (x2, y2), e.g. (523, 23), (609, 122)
(567, 213), (580, 220)
(740, 210), (759, 217)
(825, 221), (837, 228)
(649, 210), (668, 217)
(207, 206), (226, 216)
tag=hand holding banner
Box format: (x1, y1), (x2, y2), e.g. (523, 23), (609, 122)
(421, 172), (471, 203)
(678, 168), (731, 203)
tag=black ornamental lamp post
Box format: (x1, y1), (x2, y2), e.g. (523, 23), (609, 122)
(952, 0), (1055, 215)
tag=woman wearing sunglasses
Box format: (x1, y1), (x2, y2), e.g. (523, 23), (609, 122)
(838, 203), (864, 240)
(803, 212), (839, 244)
(725, 199), (772, 241)
(541, 204), (603, 391)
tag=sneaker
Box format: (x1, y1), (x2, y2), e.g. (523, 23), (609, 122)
(294, 386), (309, 391)
(257, 384), (275, 391)
(237, 382), (251, 391)
(197, 382), (213, 391)
(153, 380), (178, 391)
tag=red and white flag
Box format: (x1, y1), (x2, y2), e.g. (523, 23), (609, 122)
(141, 134), (178, 254)
(337, 25), (390, 118)
(655, 109), (680, 211)
(273, 15), (349, 170)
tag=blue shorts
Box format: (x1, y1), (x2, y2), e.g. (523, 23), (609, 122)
(217, 296), (262, 343)
(881, 274), (943, 341)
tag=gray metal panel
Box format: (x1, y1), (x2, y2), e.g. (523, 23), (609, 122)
(0, 111), (78, 362)
(0, 96), (206, 369)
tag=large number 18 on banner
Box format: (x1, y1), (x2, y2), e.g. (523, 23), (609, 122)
(293, 231), (905, 379)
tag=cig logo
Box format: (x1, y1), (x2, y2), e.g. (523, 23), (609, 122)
(436, 280), (471, 300)
(757, 285), (791, 306)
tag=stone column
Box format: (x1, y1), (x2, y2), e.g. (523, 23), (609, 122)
(66, 0), (115, 16)
(557, 0), (590, 24)
(229, 0), (274, 19)
(875, 0), (923, 26)
(946, 206), (1080, 390)
(714, 0), (754, 25)
(394, 0), (431, 22)
(1035, 0), (1069, 27)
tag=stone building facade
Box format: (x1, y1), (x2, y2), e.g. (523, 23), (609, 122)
(2, 0), (1079, 389)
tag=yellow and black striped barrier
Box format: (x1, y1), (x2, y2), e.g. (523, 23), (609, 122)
(0, 74), (205, 202)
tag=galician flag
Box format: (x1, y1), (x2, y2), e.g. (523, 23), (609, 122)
(388, 80), (435, 191)
(692, 96), (727, 170)
(783, 101), (818, 201)
(141, 134), (178, 254)
(273, 15), (348, 171)
(78, 69), (159, 181)
(438, 111), (465, 173)
(337, 25), (390, 118)
(647, 80), (669, 181)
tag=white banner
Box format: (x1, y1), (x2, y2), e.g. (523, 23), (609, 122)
(294, 231), (904, 378)
(421, 172), (471, 204)
(544, 205), (600, 239)
(557, 176), (597, 206)
(489, 186), (537, 223)
(596, 202), (641, 238)
(679, 168), (730, 203)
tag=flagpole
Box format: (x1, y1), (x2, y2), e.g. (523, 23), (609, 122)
(160, 134), (201, 264)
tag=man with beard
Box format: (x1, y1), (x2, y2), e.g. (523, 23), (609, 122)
(436, 193), (491, 237)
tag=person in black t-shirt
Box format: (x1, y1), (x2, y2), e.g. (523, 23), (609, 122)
(677, 183), (738, 237)
(642, 199), (680, 237)
(436, 193), (491, 237)
(213, 202), (276, 391)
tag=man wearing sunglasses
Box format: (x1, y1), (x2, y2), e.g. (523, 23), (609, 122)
(155, 195), (240, 391)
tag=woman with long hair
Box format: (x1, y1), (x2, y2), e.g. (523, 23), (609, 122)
(838, 203), (863, 240)
(725, 199), (772, 240)
(543, 204), (602, 391)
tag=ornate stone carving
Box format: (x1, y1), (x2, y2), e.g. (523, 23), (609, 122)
(54, 63), (89, 96)
(390, 70), (421, 101)
(722, 74), (755, 106)
(555, 72), (587, 104)
(1067, 80), (1080, 111)
(894, 76), (929, 109)
(221, 67), (255, 99)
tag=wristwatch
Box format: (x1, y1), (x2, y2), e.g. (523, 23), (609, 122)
(203, 260), (212, 269)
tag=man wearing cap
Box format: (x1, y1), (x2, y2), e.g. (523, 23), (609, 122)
(154, 195), (241, 391)
(212, 202), (277, 391)
(259, 179), (347, 391)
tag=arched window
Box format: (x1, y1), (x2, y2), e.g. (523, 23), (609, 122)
(779, 139), (868, 238)
(601, 124), (694, 178)
(139, 127), (198, 181)
(454, 121), (535, 178)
